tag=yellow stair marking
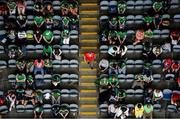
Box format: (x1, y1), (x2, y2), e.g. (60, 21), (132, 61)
(80, 104), (97, 108)
(81, 32), (97, 35)
(81, 61), (97, 64)
(80, 97), (97, 100)
(80, 112), (97, 115)
(80, 68), (97, 71)
(81, 46), (97, 50)
(80, 89), (97, 93)
(81, 3), (97, 6)
(80, 18), (97, 20)
(80, 10), (97, 14)
(80, 75), (97, 78)
(80, 82), (95, 86)
(80, 39), (97, 43)
(81, 25), (98, 28)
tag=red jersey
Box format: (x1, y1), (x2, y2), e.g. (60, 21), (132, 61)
(84, 52), (95, 61)
(163, 59), (172, 68)
(171, 62), (180, 70)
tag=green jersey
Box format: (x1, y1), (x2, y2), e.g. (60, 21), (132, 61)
(34, 16), (45, 26)
(43, 30), (53, 42)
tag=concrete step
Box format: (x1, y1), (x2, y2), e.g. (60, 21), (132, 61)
(81, 3), (98, 6)
(80, 32), (98, 35)
(80, 14), (99, 18)
(80, 34), (98, 39)
(79, 111), (98, 117)
(80, 10), (98, 14)
(80, 0), (99, 3)
(79, 6), (99, 10)
(80, 20), (99, 25)
(80, 108), (98, 112)
(79, 85), (97, 89)
(80, 28), (99, 32)
(80, 18), (97, 20)
(80, 104), (97, 108)
(80, 92), (98, 97)
(80, 82), (96, 87)
(80, 39), (98, 43)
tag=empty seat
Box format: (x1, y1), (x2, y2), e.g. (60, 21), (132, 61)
(8, 74), (16, 83)
(61, 74), (69, 83)
(152, 74), (161, 83)
(171, 0), (180, 9)
(61, 45), (69, 54)
(16, 105), (25, 113)
(0, 60), (7, 69)
(153, 104), (161, 112)
(61, 60), (70, 68)
(109, 1), (117, 13)
(126, 15), (134, 25)
(135, 15), (143, 24)
(0, 105), (8, 114)
(43, 104), (52, 112)
(70, 45), (78, 54)
(135, 0), (143, 10)
(69, 74), (78, 84)
(161, 29), (170, 39)
(8, 59), (16, 68)
(44, 74), (52, 83)
(25, 104), (34, 112)
(100, 1), (109, 11)
(70, 60), (78, 68)
(70, 30), (78, 39)
(144, 0), (153, 9)
(127, 1), (135, 10)
(53, 0), (61, 11)
(100, 45), (108, 54)
(174, 14), (180, 22)
(35, 45), (43, 54)
(52, 60), (61, 68)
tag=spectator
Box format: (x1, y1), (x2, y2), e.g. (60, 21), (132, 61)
(43, 30), (54, 44)
(132, 74), (144, 89)
(6, 92), (16, 111)
(43, 3), (54, 16)
(51, 104), (61, 117)
(7, 1), (16, 15)
(108, 103), (117, 117)
(170, 30), (180, 45)
(34, 30), (43, 44)
(26, 75), (35, 90)
(61, 29), (70, 44)
(171, 61), (180, 73)
(108, 30), (118, 45)
(109, 17), (118, 30)
(8, 48), (16, 59)
(53, 47), (62, 60)
(16, 15), (27, 28)
(51, 90), (61, 104)
(34, 103), (44, 118)
(16, 73), (26, 87)
(134, 103), (144, 119)
(108, 75), (119, 87)
(26, 61), (34, 73)
(96, 76), (109, 87)
(117, 31), (127, 45)
(152, 45), (162, 58)
(60, 3), (69, 16)
(153, 1), (163, 13)
(171, 91), (180, 106)
(34, 15), (45, 28)
(153, 14), (162, 29)
(34, 1), (44, 15)
(109, 61), (119, 75)
(44, 59), (52, 74)
(52, 74), (61, 88)
(35, 90), (43, 104)
(17, 0), (26, 15)
(34, 59), (44, 75)
(45, 16), (53, 29)
(69, 4), (78, 17)
(99, 59), (109, 72)
(142, 41), (152, 59)
(62, 16), (70, 29)
(163, 58), (173, 72)
(118, 60), (126, 74)
(15, 87), (25, 105)
(134, 30), (145, 45)
(108, 46), (120, 57)
(114, 105), (129, 119)
(143, 104), (153, 119)
(84, 51), (96, 69)
(117, 16), (126, 30)
(59, 105), (69, 119)
(24, 88), (35, 105)
(152, 89), (163, 104)
(117, 1), (126, 14)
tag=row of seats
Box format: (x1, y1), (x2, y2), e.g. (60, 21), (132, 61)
(100, 0), (179, 12)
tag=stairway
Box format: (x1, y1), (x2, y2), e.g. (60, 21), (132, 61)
(79, 0), (99, 118)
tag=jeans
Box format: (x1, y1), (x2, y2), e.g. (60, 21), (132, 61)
(34, 67), (44, 75)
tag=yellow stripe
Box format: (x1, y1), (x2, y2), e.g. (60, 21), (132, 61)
(81, 3), (97, 6)
(80, 90), (96, 93)
(80, 97), (97, 100)
(80, 75), (97, 78)
(80, 39), (97, 43)
(80, 18), (97, 20)
(81, 25), (98, 28)
(80, 112), (97, 115)
(80, 10), (97, 14)
(80, 104), (97, 108)
(80, 82), (95, 86)
(81, 32), (97, 35)
(79, 68), (97, 71)
(81, 61), (97, 64)
(81, 46), (97, 50)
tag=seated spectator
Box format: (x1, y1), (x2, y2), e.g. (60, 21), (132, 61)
(45, 16), (53, 29)
(108, 75), (119, 87)
(133, 29), (145, 45)
(60, 3), (69, 16)
(142, 41), (152, 59)
(51, 90), (61, 104)
(59, 105), (69, 119)
(17, 30), (27, 40)
(34, 59), (44, 75)
(17, 0), (26, 15)
(8, 48), (16, 59)
(143, 63), (152, 76)
(7, 30), (16, 43)
(100, 30), (108, 43)
(62, 16), (70, 29)
(44, 59), (52, 74)
(61, 29), (70, 44)
(35, 90), (43, 104)
(34, 103), (44, 118)
(116, 89), (126, 103)
(114, 105), (129, 119)
(162, 58), (173, 72)
(16, 73), (26, 85)
(152, 45), (162, 58)
(43, 45), (52, 58)
(134, 103), (144, 119)
(108, 103), (117, 117)
(132, 74), (144, 89)
(118, 60), (126, 74)
(34, 0), (44, 15)
(171, 91), (180, 106)
(152, 1), (163, 13)
(145, 29), (153, 39)
(152, 89), (163, 104)
(176, 77), (180, 89)
(6, 92), (16, 111)
(16, 15), (27, 28)
(170, 30), (180, 45)
(52, 74), (61, 88)
(144, 15), (153, 28)
(117, 1), (126, 14)
(69, 4), (78, 17)
(26, 61), (34, 73)
(95, 76), (109, 87)
(15, 87), (25, 105)
(51, 104), (61, 117)
(34, 30), (43, 44)
(7, 1), (16, 15)
(26, 75), (35, 90)
(70, 17), (79, 30)
(99, 59), (109, 72)
(43, 3), (54, 16)
(108, 46), (120, 57)
(109, 17), (118, 30)
(0, 2), (8, 15)
(24, 88), (35, 105)
(118, 16), (126, 30)
(109, 61), (119, 75)
(171, 61), (180, 73)
(43, 30), (54, 44)
(143, 104), (153, 119)
(108, 30), (118, 45)
(143, 73), (153, 85)
(153, 14), (162, 29)
(34, 15), (45, 28)
(117, 31), (127, 45)
(53, 48), (62, 60)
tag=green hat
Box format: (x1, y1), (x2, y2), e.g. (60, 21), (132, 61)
(43, 30), (53, 41)
(153, 2), (163, 12)
(144, 16), (153, 23)
(27, 75), (33, 82)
